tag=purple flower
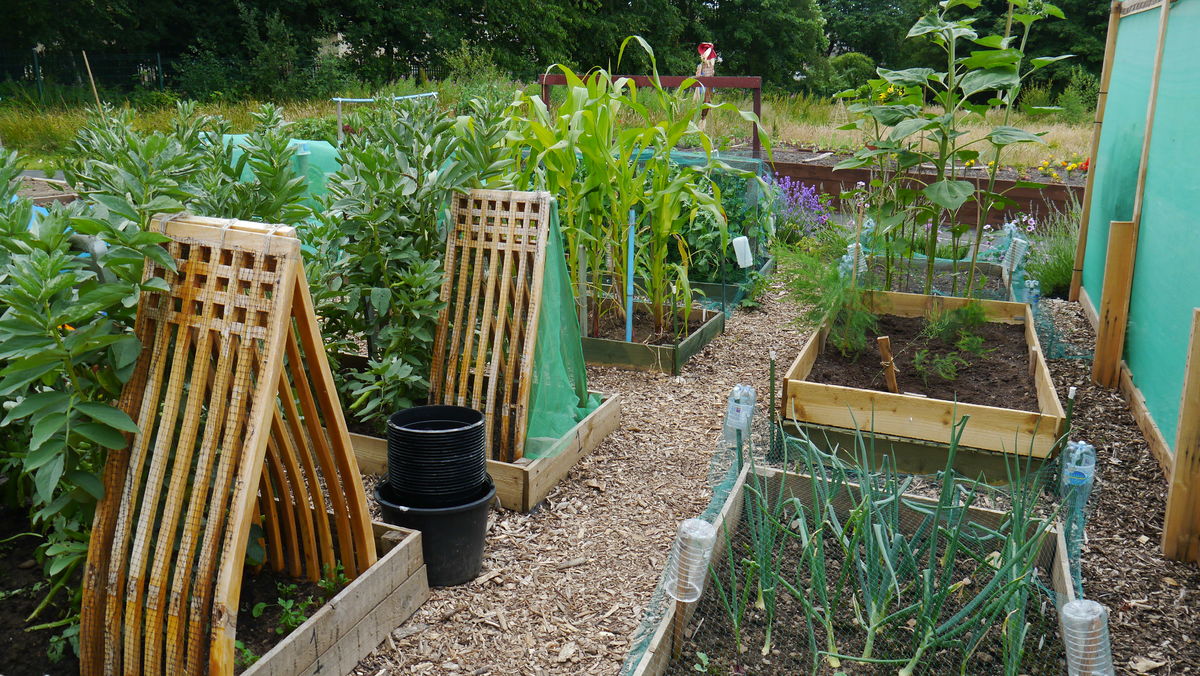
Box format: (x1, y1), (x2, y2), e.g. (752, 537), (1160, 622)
(774, 174), (832, 238)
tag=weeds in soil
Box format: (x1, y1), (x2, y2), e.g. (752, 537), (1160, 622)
(319, 562), (349, 598)
(913, 348), (969, 384)
(234, 640), (259, 669)
(252, 582), (318, 635)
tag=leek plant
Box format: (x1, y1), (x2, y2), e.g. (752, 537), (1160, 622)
(713, 416), (1056, 674)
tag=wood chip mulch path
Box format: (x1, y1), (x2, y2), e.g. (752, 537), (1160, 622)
(350, 287), (1199, 675)
(352, 282), (807, 675)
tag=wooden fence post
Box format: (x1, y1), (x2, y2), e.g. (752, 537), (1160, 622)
(1163, 309), (1200, 562)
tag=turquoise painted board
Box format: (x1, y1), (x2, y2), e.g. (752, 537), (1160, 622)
(1124, 0), (1200, 449)
(1081, 8), (1157, 305)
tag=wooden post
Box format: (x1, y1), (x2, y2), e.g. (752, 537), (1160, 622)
(81, 50), (102, 111)
(1163, 309), (1200, 562)
(1092, 221), (1136, 387)
(877, 336), (899, 394)
(1070, 1), (1122, 302)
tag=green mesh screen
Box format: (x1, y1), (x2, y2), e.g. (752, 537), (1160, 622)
(523, 201), (602, 459)
(1081, 0), (1200, 449)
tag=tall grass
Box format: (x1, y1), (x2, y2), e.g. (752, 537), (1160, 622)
(0, 77), (1090, 170)
(1025, 201), (1081, 298)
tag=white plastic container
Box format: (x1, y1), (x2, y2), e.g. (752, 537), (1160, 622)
(723, 384), (756, 450)
(664, 519), (718, 603)
(1062, 441), (1096, 490)
(1060, 599), (1115, 676)
(731, 236), (754, 269)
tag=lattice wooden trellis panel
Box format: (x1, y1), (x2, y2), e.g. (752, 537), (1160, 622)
(429, 190), (552, 463)
(80, 214), (376, 676)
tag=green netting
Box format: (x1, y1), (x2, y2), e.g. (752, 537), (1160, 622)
(223, 134), (342, 206)
(1081, 0), (1200, 448)
(523, 200), (602, 459)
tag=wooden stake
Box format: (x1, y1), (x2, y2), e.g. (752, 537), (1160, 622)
(1092, 220), (1136, 387)
(81, 50), (103, 112)
(877, 336), (899, 393)
(1070, 1), (1122, 302)
(1163, 309), (1200, 562)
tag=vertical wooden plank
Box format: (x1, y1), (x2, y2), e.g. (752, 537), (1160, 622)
(1163, 309), (1200, 562)
(1092, 221), (1136, 387)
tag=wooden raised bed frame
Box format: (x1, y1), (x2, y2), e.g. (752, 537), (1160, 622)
(244, 522), (427, 676)
(349, 391), (621, 512)
(629, 465), (1076, 675)
(782, 291), (1066, 458)
(582, 306), (725, 375)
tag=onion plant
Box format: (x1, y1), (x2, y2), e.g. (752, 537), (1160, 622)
(716, 415), (1057, 674)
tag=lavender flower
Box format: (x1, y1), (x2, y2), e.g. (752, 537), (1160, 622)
(775, 175), (832, 240)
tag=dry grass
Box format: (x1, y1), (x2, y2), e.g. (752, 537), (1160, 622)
(0, 81), (1091, 171)
(701, 91), (1092, 168)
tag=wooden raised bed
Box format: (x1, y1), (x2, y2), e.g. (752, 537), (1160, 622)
(690, 255), (776, 308)
(349, 391), (621, 512)
(782, 291), (1065, 458)
(582, 306), (724, 375)
(629, 465), (1075, 675)
(244, 522), (428, 676)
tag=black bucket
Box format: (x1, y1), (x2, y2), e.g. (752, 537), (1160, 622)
(375, 479), (495, 587)
(387, 405), (487, 508)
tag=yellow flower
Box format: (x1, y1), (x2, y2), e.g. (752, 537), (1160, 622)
(965, 159), (975, 167)
(1067, 163), (1077, 171)
(1051, 171), (1060, 179)
(987, 160), (995, 167)
(1041, 160), (1049, 166)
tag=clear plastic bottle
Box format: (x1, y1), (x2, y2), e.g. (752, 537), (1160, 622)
(1060, 599), (1115, 676)
(1025, 278), (1042, 309)
(723, 384), (756, 450)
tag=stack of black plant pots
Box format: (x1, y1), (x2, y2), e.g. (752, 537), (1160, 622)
(374, 405), (495, 587)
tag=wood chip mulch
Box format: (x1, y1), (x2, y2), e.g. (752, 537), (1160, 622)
(1041, 299), (1200, 675)
(352, 283), (808, 675)
(350, 288), (1199, 676)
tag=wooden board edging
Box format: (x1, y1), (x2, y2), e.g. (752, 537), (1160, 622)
(348, 391), (621, 512)
(782, 291), (1064, 457)
(242, 523), (428, 676)
(582, 310), (725, 375)
(631, 466), (1074, 675)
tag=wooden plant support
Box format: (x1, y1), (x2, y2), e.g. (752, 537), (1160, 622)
(1092, 220), (1136, 387)
(81, 215), (377, 676)
(429, 190), (552, 463)
(877, 335), (899, 393)
(782, 291), (1065, 458)
(1162, 309), (1200, 562)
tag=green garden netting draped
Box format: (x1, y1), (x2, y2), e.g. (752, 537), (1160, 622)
(523, 200), (602, 459)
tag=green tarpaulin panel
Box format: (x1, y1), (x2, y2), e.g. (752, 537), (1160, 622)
(222, 134), (341, 206)
(1083, 0), (1200, 450)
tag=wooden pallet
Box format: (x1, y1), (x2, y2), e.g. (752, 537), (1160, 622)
(429, 190), (552, 463)
(81, 214), (377, 676)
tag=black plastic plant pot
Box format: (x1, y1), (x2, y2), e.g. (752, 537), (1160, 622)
(375, 479), (495, 587)
(386, 405), (487, 507)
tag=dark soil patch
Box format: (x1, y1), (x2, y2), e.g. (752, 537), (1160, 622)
(234, 569), (331, 673)
(0, 508), (80, 676)
(807, 314), (1039, 411)
(587, 304), (715, 345)
(16, 176), (75, 202)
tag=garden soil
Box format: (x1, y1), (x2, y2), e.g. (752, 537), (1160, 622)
(806, 314), (1040, 412)
(0, 509), (80, 676)
(234, 570), (330, 673)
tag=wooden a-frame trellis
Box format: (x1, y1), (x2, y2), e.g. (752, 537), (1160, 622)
(80, 214), (377, 676)
(429, 190), (552, 463)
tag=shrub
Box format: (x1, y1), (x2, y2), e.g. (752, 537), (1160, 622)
(830, 52), (877, 92)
